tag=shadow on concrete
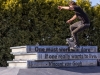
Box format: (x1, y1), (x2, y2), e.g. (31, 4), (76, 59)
(56, 66), (100, 73)
(17, 67), (100, 75)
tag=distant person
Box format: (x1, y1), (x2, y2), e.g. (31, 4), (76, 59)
(58, 1), (90, 49)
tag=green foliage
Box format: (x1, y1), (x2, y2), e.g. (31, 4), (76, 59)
(0, 0), (100, 66)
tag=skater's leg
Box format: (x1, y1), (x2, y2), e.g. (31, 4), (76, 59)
(69, 21), (82, 44)
(70, 21), (82, 36)
(72, 23), (90, 46)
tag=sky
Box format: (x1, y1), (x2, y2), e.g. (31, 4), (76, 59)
(89, 0), (100, 6)
(73, 0), (100, 6)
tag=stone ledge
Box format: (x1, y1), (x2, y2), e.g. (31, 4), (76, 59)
(7, 60), (97, 68)
(11, 53), (100, 60)
(10, 45), (98, 53)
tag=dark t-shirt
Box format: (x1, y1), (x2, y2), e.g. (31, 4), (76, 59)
(73, 6), (90, 24)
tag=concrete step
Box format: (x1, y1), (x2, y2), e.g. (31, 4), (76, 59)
(11, 53), (38, 60)
(7, 61), (27, 68)
(7, 60), (97, 68)
(11, 52), (100, 60)
(10, 45), (98, 53)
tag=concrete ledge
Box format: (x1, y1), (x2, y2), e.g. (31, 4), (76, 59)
(7, 60), (97, 68)
(11, 53), (100, 60)
(11, 52), (37, 55)
(7, 61), (27, 68)
(10, 45), (98, 53)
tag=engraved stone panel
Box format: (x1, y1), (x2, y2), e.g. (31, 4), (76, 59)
(10, 46), (98, 53)
(7, 60), (97, 68)
(12, 53), (100, 60)
(28, 60), (97, 68)
(37, 53), (100, 60)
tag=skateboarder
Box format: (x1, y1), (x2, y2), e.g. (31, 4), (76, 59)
(58, 1), (90, 49)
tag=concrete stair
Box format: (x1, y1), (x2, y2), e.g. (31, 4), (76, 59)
(11, 52), (100, 60)
(7, 60), (97, 68)
(7, 45), (99, 68)
(10, 46), (98, 53)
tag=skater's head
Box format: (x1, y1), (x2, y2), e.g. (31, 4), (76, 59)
(69, 1), (77, 7)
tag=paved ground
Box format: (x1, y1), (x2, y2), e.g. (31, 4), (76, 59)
(0, 67), (19, 75)
(0, 67), (100, 75)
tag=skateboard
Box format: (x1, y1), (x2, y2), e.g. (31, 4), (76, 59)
(66, 38), (77, 51)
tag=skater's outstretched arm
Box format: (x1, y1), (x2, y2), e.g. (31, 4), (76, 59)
(58, 6), (74, 10)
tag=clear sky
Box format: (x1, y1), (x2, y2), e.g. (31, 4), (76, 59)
(73, 0), (100, 6)
(90, 0), (100, 6)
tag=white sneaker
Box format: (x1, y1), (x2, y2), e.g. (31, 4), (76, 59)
(74, 45), (80, 49)
(70, 47), (75, 50)
(70, 45), (80, 50)
(69, 37), (74, 42)
(67, 37), (74, 42)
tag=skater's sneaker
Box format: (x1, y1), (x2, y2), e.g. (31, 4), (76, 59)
(70, 47), (75, 50)
(66, 37), (74, 42)
(70, 45), (80, 50)
(69, 37), (74, 42)
(74, 45), (80, 48)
